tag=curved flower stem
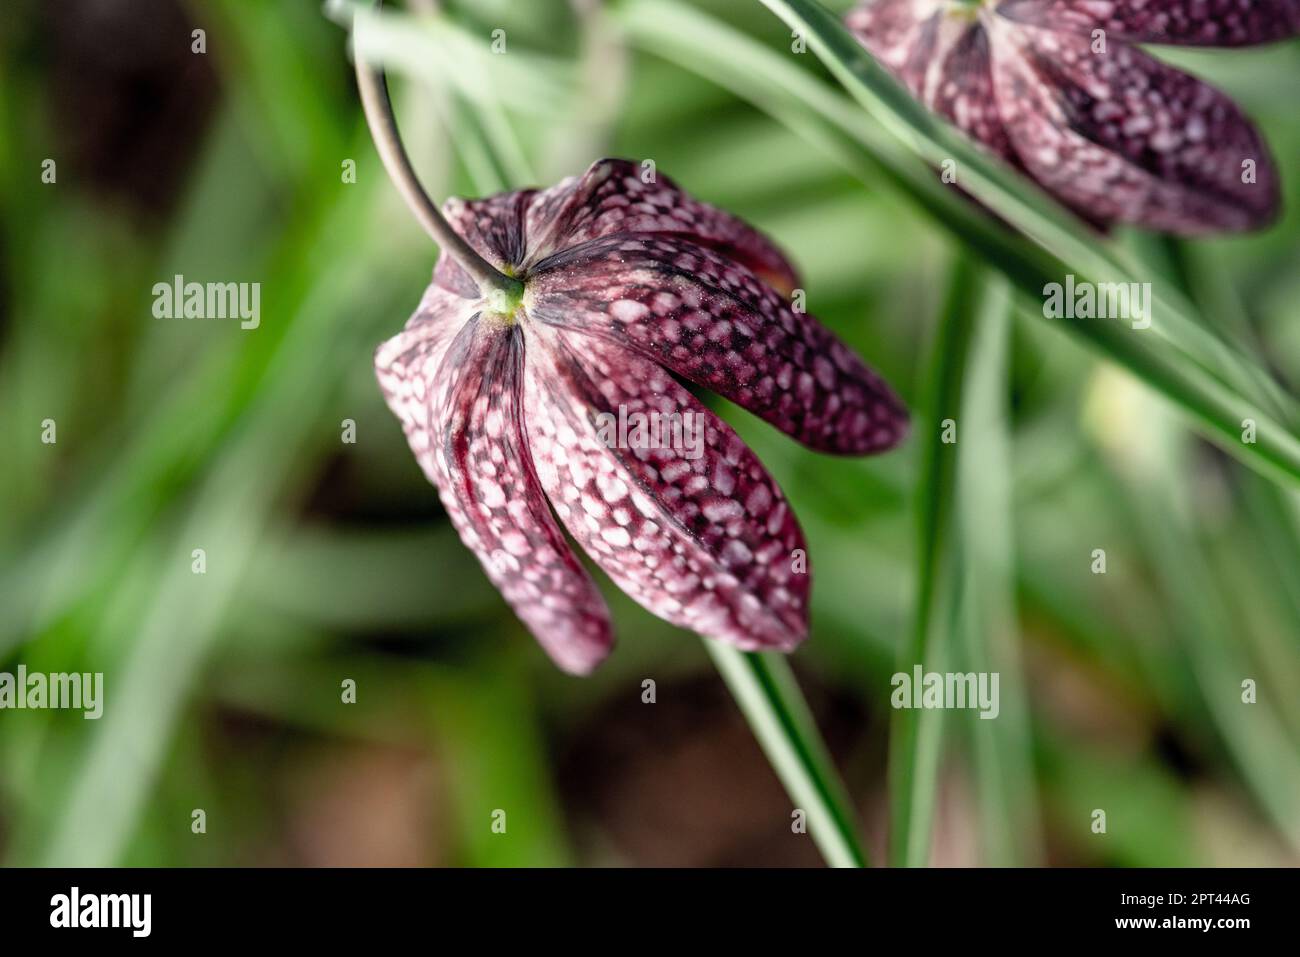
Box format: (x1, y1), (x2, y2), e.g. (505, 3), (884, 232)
(349, 0), (865, 868)
(705, 641), (869, 868)
(352, 0), (523, 299)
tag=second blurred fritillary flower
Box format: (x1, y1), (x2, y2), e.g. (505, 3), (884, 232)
(845, 0), (1297, 233)
(376, 159), (908, 674)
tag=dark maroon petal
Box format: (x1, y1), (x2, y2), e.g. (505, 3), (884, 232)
(524, 322), (809, 651)
(988, 21), (1280, 233)
(375, 283), (476, 442)
(996, 0), (1300, 47)
(523, 158), (802, 296)
(525, 234), (908, 455)
(846, 5), (1022, 165)
(422, 313), (613, 674)
(433, 189), (535, 296)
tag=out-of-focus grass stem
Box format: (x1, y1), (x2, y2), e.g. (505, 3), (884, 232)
(705, 642), (869, 868)
(888, 253), (984, 866)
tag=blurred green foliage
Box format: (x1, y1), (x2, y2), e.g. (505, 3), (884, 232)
(0, 0), (1297, 866)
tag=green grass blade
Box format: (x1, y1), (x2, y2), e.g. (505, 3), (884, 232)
(888, 254), (985, 866)
(704, 641), (869, 868)
(622, 0), (1300, 489)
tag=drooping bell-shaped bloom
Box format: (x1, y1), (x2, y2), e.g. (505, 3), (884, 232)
(845, 0), (1296, 233)
(376, 159), (907, 673)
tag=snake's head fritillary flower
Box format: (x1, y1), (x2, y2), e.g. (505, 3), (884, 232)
(376, 159), (908, 674)
(846, 0), (1296, 234)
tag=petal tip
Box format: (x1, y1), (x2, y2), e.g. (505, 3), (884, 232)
(542, 630), (616, 676)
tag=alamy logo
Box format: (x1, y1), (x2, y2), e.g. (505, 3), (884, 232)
(891, 666), (1000, 719)
(1043, 274), (1151, 330)
(0, 666), (103, 719)
(50, 887), (151, 937)
(595, 405), (704, 460)
(152, 274), (261, 329)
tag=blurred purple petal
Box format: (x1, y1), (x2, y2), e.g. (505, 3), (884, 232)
(845, 0), (1285, 232)
(428, 314), (615, 675)
(845, 0), (945, 95)
(434, 191), (535, 296)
